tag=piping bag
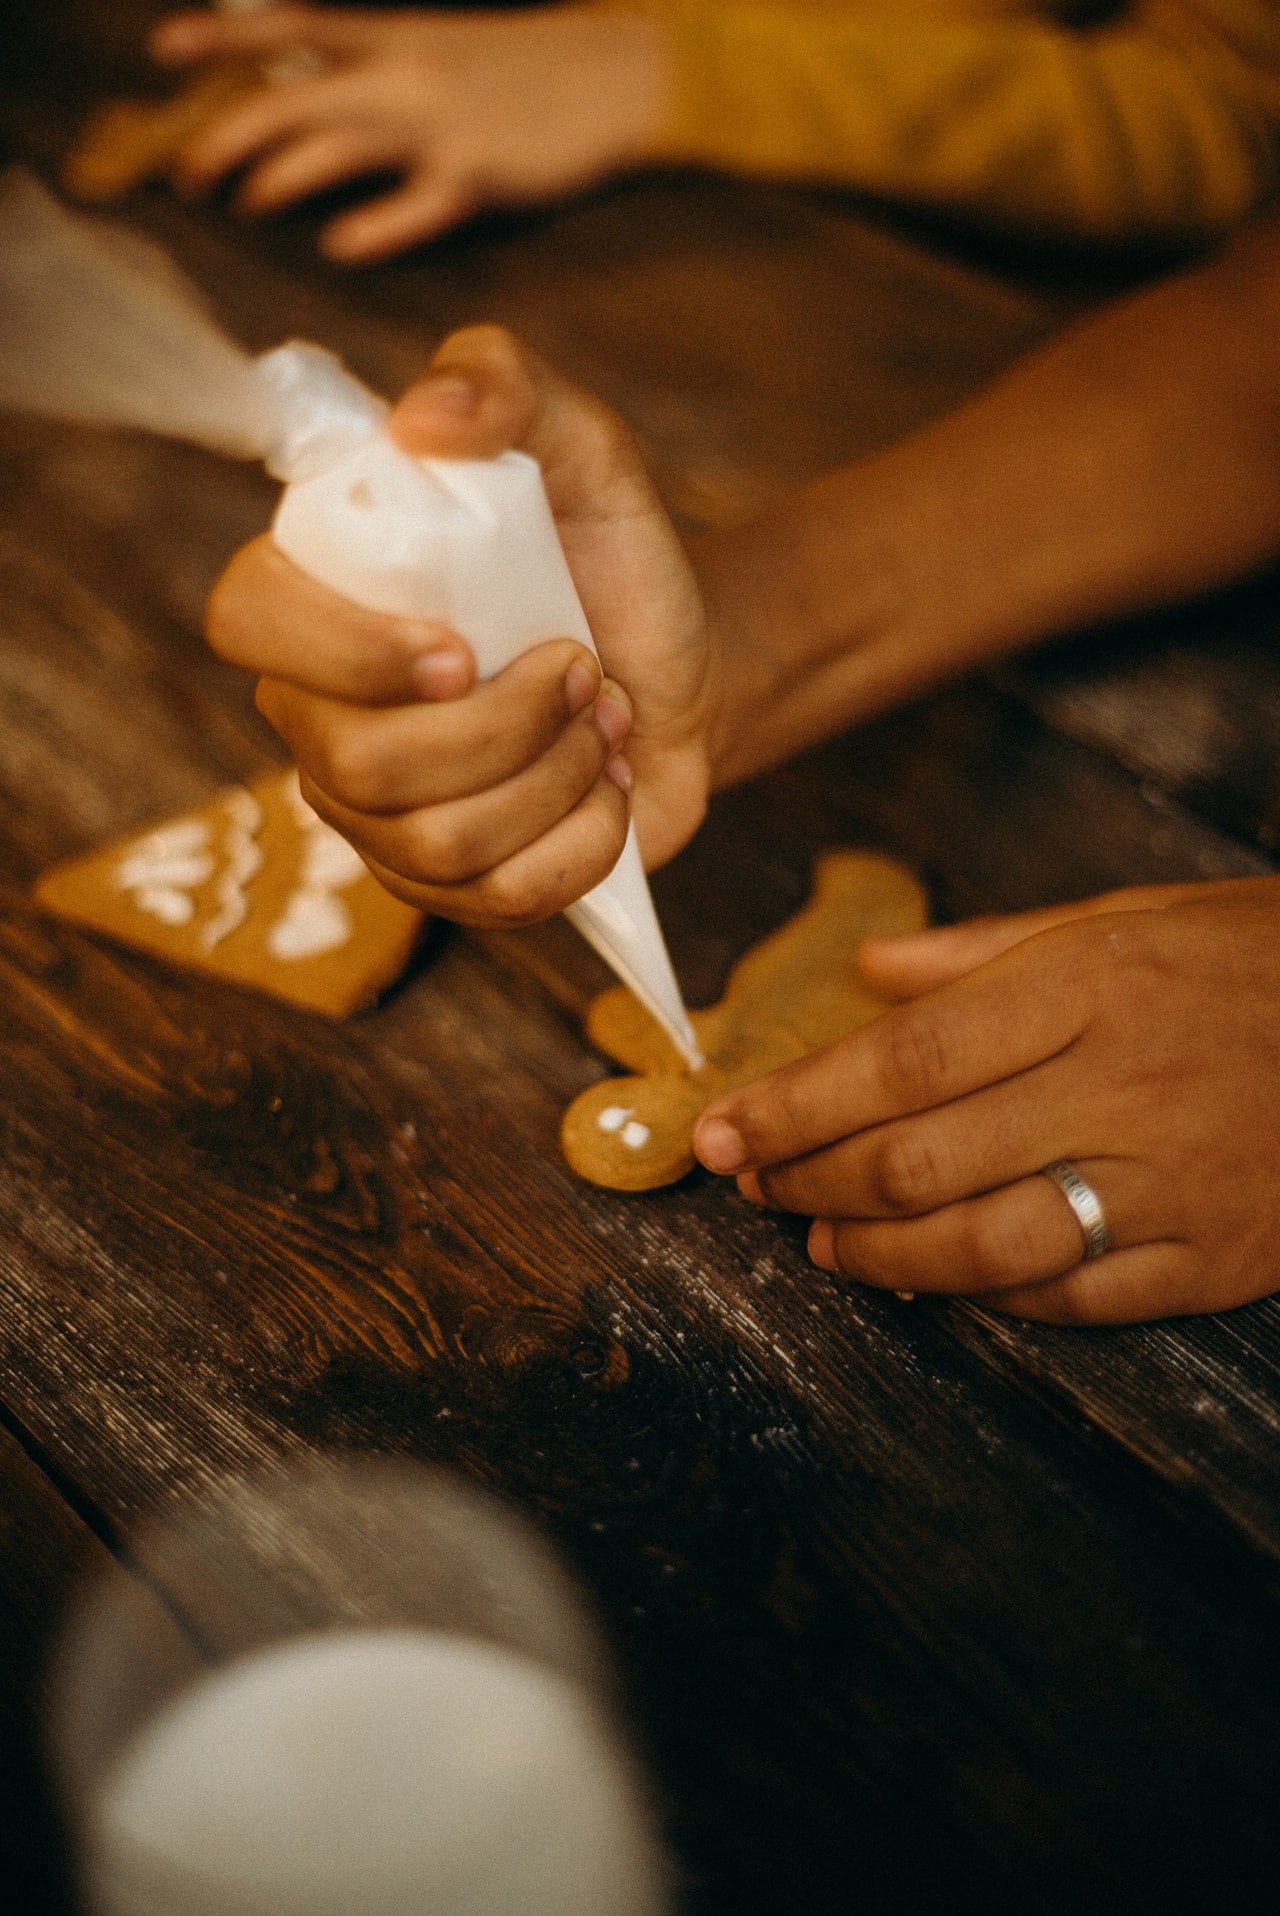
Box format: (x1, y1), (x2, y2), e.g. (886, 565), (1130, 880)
(0, 171), (702, 1067)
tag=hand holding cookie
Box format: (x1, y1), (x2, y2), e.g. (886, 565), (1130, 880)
(694, 877), (1280, 1323)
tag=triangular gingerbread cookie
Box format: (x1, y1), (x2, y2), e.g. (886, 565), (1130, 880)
(35, 769), (425, 1016)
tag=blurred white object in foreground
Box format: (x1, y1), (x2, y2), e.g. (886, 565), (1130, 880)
(48, 1461), (670, 1916)
(93, 1629), (664, 1916)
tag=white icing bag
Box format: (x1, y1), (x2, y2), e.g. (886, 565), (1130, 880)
(0, 170), (700, 1067)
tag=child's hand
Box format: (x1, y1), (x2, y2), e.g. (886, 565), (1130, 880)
(693, 878), (1280, 1324)
(151, 4), (670, 259)
(207, 325), (717, 927)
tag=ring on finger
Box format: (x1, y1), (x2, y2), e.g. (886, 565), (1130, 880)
(1041, 1160), (1111, 1262)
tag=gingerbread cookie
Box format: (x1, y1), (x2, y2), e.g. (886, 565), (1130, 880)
(62, 65), (269, 205)
(561, 851), (927, 1191)
(36, 769), (424, 1015)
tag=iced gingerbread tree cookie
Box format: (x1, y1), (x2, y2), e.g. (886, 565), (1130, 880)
(36, 768), (424, 1016)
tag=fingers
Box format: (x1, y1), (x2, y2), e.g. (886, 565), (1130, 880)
(207, 538), (475, 704)
(742, 1057), (1108, 1221)
(693, 936), (1089, 1177)
(858, 883), (1209, 999)
(976, 1242), (1201, 1324)
(152, 6), (374, 65)
(802, 1165), (1205, 1324)
(345, 770), (631, 927)
(237, 127), (395, 217)
(256, 651), (627, 814)
(321, 175), (474, 262)
(173, 68), (390, 196)
(803, 1156), (1147, 1295)
(302, 700), (625, 883)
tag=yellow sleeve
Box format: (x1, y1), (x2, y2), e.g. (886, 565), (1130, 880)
(625, 0), (1280, 241)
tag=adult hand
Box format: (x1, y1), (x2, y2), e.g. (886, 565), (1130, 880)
(151, 4), (669, 259)
(693, 877), (1280, 1323)
(207, 325), (717, 926)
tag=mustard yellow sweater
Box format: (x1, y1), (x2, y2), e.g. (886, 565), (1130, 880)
(619, 0), (1280, 240)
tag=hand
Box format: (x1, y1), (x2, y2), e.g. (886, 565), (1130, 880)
(151, 4), (670, 259)
(207, 325), (717, 927)
(692, 878), (1280, 1323)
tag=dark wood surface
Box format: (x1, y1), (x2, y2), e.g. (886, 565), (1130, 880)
(4, 6), (1280, 1913)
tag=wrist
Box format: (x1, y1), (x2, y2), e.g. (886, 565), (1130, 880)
(566, 8), (675, 170)
(689, 461), (980, 789)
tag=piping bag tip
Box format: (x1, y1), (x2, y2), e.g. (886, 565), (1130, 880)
(566, 829), (704, 1074)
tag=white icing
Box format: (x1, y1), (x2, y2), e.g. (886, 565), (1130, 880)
(115, 817), (214, 924)
(268, 891), (353, 961)
(134, 885), (195, 926)
(595, 1107), (650, 1150)
(301, 825), (366, 891)
(267, 772), (370, 962)
(130, 818), (209, 858)
(200, 788), (264, 951)
(116, 850), (215, 891)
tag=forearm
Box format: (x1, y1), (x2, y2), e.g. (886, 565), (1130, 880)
(700, 213), (1280, 787)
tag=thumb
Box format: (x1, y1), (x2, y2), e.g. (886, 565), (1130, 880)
(388, 325), (543, 462)
(389, 326), (654, 537)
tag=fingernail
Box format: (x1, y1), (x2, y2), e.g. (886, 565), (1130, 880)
(414, 649), (471, 699)
(594, 693), (631, 750)
(737, 1169), (765, 1205)
(808, 1221), (837, 1272)
(605, 754), (633, 794)
(694, 1115), (745, 1174)
(420, 372), (479, 419)
(564, 660), (598, 715)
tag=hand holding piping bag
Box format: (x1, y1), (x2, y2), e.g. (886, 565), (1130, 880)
(209, 325), (720, 930)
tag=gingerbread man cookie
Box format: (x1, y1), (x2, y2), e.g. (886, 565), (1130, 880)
(561, 851), (927, 1191)
(36, 768), (424, 1015)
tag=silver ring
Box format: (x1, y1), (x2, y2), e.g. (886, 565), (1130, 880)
(1042, 1160), (1112, 1261)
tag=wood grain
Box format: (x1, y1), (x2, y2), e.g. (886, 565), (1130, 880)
(1, 10), (1280, 1912)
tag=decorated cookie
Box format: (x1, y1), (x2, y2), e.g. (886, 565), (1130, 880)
(561, 851), (927, 1191)
(36, 769), (425, 1015)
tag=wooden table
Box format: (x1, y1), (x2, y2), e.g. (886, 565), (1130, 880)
(4, 7), (1280, 1911)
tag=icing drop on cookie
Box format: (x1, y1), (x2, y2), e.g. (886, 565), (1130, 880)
(267, 772), (369, 961)
(115, 817), (214, 922)
(201, 787), (264, 951)
(134, 885), (196, 926)
(595, 1107), (650, 1150)
(268, 891), (354, 961)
